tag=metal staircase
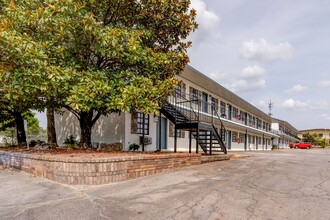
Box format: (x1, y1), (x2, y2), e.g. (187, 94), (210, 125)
(160, 94), (227, 155)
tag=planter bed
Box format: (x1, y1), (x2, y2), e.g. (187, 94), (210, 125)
(0, 150), (201, 185)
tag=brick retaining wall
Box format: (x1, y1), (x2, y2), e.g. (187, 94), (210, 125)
(0, 151), (201, 185)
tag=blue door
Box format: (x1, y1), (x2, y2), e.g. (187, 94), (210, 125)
(156, 117), (167, 149)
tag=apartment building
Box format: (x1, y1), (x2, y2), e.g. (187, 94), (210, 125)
(55, 66), (298, 153)
(271, 118), (300, 148)
(298, 129), (330, 145)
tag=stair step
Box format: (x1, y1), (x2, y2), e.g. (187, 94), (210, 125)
(162, 103), (227, 155)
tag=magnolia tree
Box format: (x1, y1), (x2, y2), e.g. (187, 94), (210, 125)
(0, 0), (197, 147)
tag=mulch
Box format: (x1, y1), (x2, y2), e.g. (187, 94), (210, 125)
(0, 146), (185, 159)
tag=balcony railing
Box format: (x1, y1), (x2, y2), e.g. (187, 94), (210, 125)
(168, 92), (275, 134)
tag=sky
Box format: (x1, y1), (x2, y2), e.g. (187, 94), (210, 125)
(188, 0), (330, 130)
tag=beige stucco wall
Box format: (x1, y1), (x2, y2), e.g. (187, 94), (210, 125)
(55, 110), (125, 147)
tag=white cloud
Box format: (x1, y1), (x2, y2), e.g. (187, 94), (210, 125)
(189, 0), (221, 46)
(240, 65), (265, 79)
(318, 80), (330, 87)
(239, 38), (293, 61)
(231, 79), (266, 93)
(286, 84), (307, 93)
(229, 65), (266, 93)
(281, 99), (308, 110)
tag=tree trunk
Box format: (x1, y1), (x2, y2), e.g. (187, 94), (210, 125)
(47, 107), (57, 145)
(79, 111), (94, 148)
(13, 110), (26, 145)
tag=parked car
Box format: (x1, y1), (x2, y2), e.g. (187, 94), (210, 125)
(289, 142), (313, 149)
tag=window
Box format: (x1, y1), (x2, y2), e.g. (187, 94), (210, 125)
(190, 87), (199, 103)
(216, 126), (226, 142)
(248, 114), (253, 126)
(256, 118), (261, 129)
(239, 133), (245, 143)
(169, 122), (185, 138)
(232, 131), (238, 142)
(220, 128), (226, 142)
(174, 84), (181, 97)
(240, 110), (245, 122)
(131, 113), (149, 135)
(248, 135), (252, 144)
(175, 82), (186, 98)
(211, 97), (219, 115)
(252, 117), (256, 127)
(220, 101), (226, 117)
(233, 107), (238, 119)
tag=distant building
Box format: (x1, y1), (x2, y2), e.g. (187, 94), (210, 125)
(298, 129), (330, 145)
(271, 118), (300, 148)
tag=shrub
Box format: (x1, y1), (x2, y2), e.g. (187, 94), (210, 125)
(63, 135), (78, 148)
(129, 143), (140, 151)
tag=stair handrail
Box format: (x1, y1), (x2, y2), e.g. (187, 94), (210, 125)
(211, 104), (227, 143)
(169, 92), (200, 122)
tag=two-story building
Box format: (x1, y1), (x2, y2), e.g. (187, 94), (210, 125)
(55, 66), (298, 153)
(271, 118), (300, 148)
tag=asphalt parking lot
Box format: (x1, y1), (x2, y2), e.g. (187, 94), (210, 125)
(1, 149), (330, 220)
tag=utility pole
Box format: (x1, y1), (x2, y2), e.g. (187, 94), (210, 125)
(268, 100), (273, 117)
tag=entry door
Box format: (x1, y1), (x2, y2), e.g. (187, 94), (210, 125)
(227, 130), (232, 150)
(202, 92), (208, 113)
(156, 117), (167, 150)
(256, 137), (258, 150)
(228, 104), (232, 120)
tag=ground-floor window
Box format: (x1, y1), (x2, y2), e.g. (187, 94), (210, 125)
(239, 133), (245, 143)
(232, 131), (238, 142)
(131, 113), (149, 135)
(169, 122), (185, 138)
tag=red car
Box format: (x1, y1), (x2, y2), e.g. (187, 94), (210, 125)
(289, 142), (313, 149)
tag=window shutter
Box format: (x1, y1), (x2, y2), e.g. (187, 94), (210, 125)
(189, 86), (193, 100)
(182, 83), (186, 98)
(169, 122), (174, 137)
(131, 113), (138, 134)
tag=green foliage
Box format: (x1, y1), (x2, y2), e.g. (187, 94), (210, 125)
(63, 135), (78, 148)
(0, 109), (40, 134)
(0, 0), (197, 146)
(302, 133), (328, 147)
(26, 113), (41, 135)
(0, 108), (15, 131)
(0, 0), (197, 114)
(129, 143), (140, 151)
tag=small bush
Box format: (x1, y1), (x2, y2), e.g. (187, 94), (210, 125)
(129, 143), (140, 151)
(63, 135), (78, 148)
(30, 140), (37, 147)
